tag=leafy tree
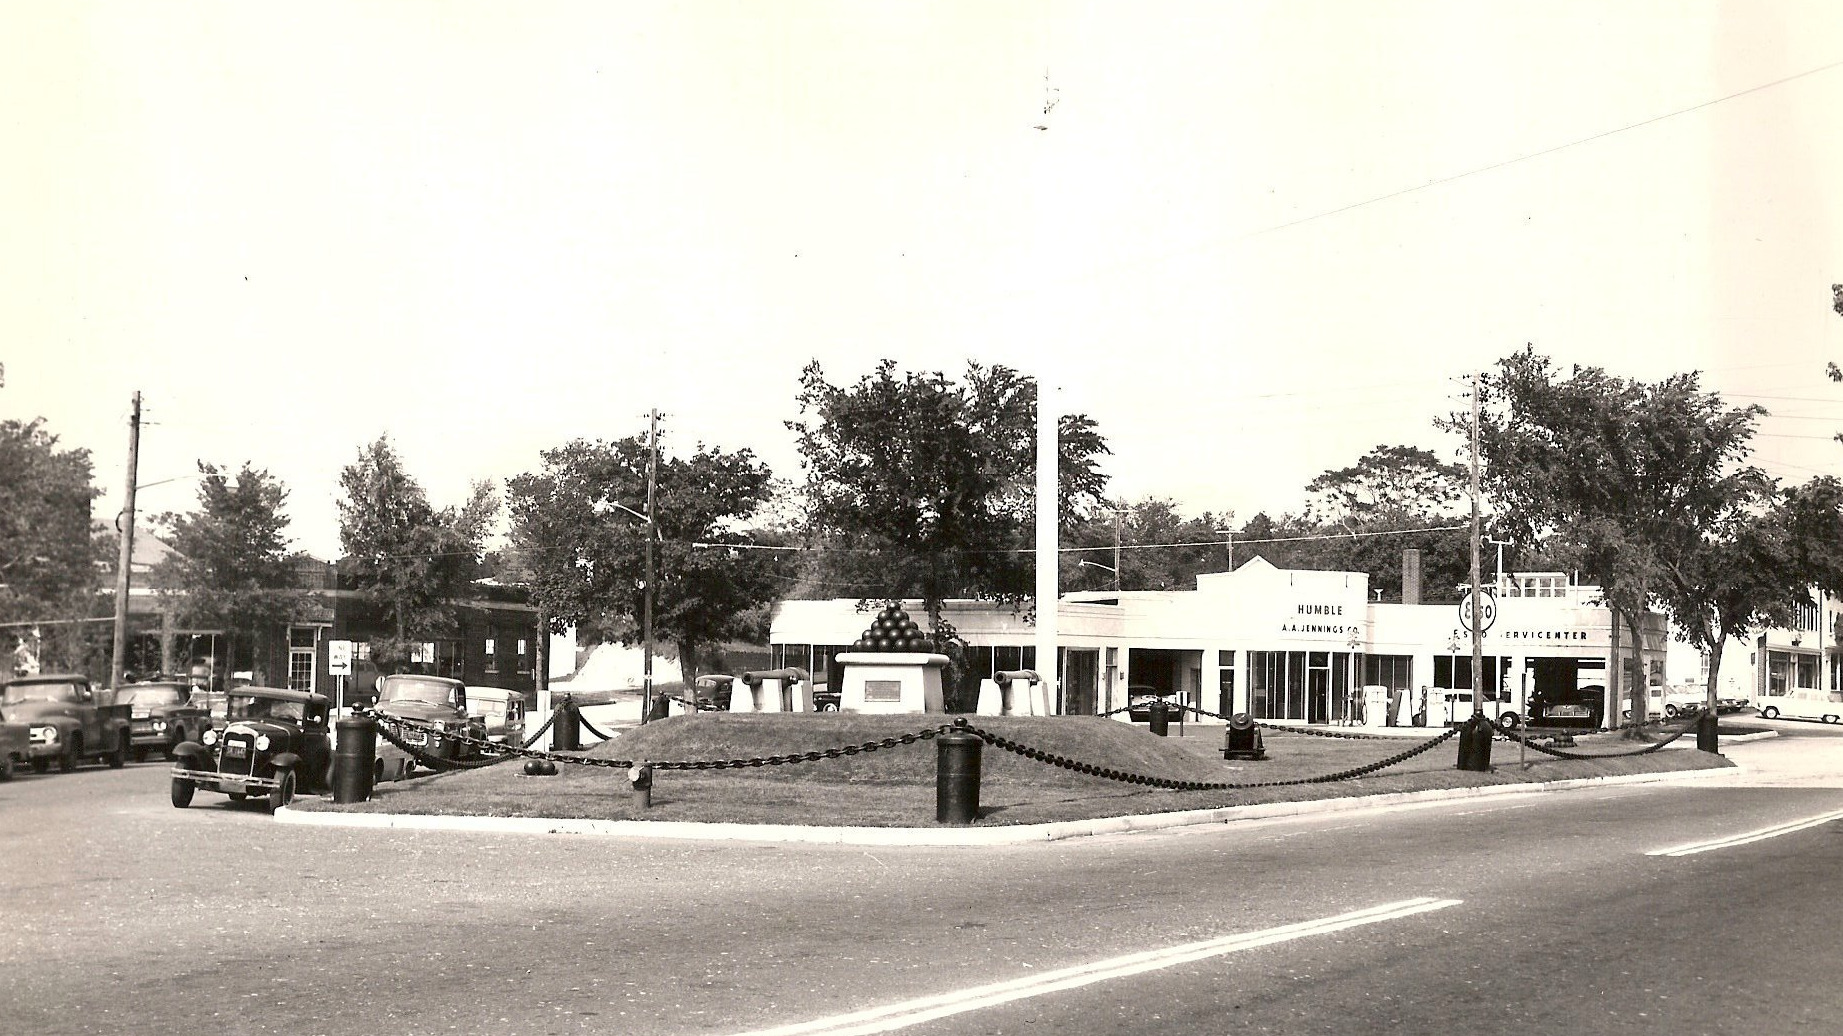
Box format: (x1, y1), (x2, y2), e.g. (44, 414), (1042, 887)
(1464, 347), (1768, 733)
(0, 419), (102, 671)
(1655, 474), (1843, 715)
(788, 360), (1110, 642)
(506, 432), (784, 686)
(152, 463), (308, 681)
(336, 436), (499, 671)
(1303, 445), (1467, 526)
(1063, 497), (1230, 592)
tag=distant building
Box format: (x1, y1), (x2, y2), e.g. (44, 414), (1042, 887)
(770, 557), (1670, 729)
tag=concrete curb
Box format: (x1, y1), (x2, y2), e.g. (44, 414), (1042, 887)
(276, 754), (1749, 846)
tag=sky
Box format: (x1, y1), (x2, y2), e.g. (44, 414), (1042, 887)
(6, 1), (1843, 562)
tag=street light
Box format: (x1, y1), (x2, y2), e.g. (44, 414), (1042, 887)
(1485, 537), (1512, 593)
(1077, 560), (1118, 593)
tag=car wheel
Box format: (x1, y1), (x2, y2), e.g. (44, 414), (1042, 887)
(268, 769), (296, 813)
(819, 702), (839, 713)
(164, 732), (183, 761)
(227, 792), (247, 801)
(0, 754), (14, 782)
(170, 778), (195, 808)
(1762, 706), (1780, 720)
(1664, 704), (1679, 719)
(58, 736), (80, 773)
(1825, 715), (1840, 725)
(1498, 713), (1520, 732)
(107, 733), (128, 769)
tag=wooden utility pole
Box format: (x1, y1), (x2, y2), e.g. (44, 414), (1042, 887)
(109, 392), (142, 687)
(642, 410), (658, 721)
(1469, 370), (1484, 715)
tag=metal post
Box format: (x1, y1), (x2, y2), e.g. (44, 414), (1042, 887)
(554, 695), (581, 751)
(1148, 698), (1170, 736)
(333, 716), (377, 803)
(936, 720), (982, 824)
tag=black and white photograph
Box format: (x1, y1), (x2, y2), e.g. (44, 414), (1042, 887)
(5, 3), (1843, 1034)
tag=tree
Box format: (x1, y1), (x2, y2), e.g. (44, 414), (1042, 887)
(788, 360), (1110, 643)
(1062, 497), (1230, 593)
(153, 463), (308, 681)
(1465, 347), (1768, 734)
(1655, 474), (1843, 715)
(506, 432), (784, 685)
(0, 419), (102, 671)
(336, 437), (499, 671)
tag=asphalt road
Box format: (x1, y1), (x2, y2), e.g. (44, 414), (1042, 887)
(4, 721), (1842, 1036)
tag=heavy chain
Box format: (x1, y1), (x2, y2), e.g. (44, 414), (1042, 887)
(1488, 715), (1700, 760)
(370, 710), (953, 772)
(572, 706), (617, 742)
(957, 721), (1460, 791)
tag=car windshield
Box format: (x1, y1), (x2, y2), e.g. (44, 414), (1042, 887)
(379, 678), (462, 709)
(228, 695), (304, 723)
(124, 685), (188, 707)
(2, 681), (81, 705)
(474, 699), (506, 717)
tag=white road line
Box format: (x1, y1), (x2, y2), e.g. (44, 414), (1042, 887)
(726, 897), (1463, 1036)
(1647, 807), (1843, 857)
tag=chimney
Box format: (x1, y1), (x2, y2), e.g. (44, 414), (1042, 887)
(1402, 549), (1422, 606)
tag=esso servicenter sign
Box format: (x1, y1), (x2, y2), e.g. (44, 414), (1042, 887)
(1458, 590), (1497, 634)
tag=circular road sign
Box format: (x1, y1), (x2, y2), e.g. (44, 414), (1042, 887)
(1459, 589), (1498, 633)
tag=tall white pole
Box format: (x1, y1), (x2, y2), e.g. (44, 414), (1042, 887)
(1036, 379), (1058, 710)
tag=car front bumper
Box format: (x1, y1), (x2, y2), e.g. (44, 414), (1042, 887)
(169, 766), (284, 793)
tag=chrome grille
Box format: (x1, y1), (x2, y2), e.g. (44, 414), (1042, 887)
(220, 732), (256, 776)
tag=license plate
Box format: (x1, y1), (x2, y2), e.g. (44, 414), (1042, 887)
(226, 743), (247, 758)
(405, 731), (427, 746)
(1549, 705), (1590, 718)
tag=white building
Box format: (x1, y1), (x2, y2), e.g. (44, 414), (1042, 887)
(768, 558), (1669, 729)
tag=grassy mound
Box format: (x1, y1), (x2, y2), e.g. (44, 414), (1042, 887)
(300, 715), (1735, 827)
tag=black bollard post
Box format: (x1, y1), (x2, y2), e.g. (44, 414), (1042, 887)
(1456, 712), (1494, 772)
(554, 699), (581, 752)
(936, 720), (982, 825)
(333, 716), (378, 804)
(1148, 699), (1170, 737)
(1696, 709), (1721, 754)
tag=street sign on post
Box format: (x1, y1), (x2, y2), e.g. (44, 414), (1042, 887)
(327, 640), (353, 677)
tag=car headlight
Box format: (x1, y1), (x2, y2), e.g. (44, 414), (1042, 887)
(254, 735), (272, 751)
(153, 720), (168, 731)
(202, 729), (219, 746)
(32, 726), (57, 743)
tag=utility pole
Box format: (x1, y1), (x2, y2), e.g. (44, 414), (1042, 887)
(642, 410), (658, 722)
(1456, 370), (1493, 771)
(110, 392), (142, 687)
(1469, 369), (1483, 716)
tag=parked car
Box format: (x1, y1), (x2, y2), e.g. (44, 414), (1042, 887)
(2, 673), (132, 773)
(1754, 693), (1842, 723)
(118, 679), (215, 761)
(1528, 683), (1604, 730)
(1127, 685), (1180, 723)
(372, 674), (486, 763)
(466, 685), (527, 744)
(170, 686), (333, 811)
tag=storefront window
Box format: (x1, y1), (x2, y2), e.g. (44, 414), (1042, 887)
(1796, 653), (1819, 690)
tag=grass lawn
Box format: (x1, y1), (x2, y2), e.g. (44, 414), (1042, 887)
(294, 713), (1740, 827)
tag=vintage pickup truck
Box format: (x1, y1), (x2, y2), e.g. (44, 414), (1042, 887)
(0, 710), (27, 780)
(1, 673), (134, 773)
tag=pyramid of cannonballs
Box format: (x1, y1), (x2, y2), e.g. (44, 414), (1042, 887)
(853, 604), (934, 652)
